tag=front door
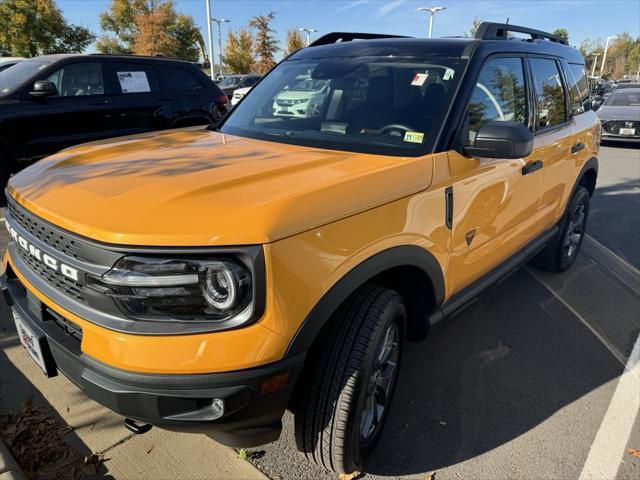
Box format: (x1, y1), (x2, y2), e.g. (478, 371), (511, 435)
(448, 56), (546, 294)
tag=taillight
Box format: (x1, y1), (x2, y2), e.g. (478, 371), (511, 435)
(217, 94), (228, 104)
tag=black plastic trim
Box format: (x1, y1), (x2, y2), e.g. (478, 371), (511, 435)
(445, 187), (453, 229)
(284, 245), (445, 358)
(308, 32), (409, 47)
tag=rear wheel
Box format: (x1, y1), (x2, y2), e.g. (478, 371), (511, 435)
(534, 185), (590, 272)
(294, 285), (405, 474)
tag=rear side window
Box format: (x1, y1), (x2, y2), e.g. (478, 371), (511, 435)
(45, 62), (104, 97)
(564, 63), (590, 115)
(156, 65), (202, 91)
(242, 77), (259, 87)
(530, 58), (567, 129)
(466, 57), (527, 142)
(112, 62), (159, 93)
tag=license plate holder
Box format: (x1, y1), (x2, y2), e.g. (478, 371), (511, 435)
(13, 310), (57, 377)
(619, 127), (636, 135)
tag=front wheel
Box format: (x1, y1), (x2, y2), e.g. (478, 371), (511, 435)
(534, 185), (590, 272)
(294, 285), (405, 474)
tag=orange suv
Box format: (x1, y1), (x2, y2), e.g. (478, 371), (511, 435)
(2, 23), (599, 474)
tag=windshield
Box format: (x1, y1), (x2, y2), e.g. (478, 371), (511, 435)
(220, 56), (466, 156)
(604, 89), (640, 106)
(0, 59), (53, 96)
(219, 76), (241, 87)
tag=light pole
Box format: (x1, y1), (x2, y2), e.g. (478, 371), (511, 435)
(418, 6), (446, 38)
(600, 35), (617, 78)
(212, 18), (230, 78)
(299, 27), (318, 46)
(590, 53), (600, 77)
(204, 0), (215, 79)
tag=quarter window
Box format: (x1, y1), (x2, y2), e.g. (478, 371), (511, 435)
(45, 62), (104, 97)
(156, 65), (202, 91)
(530, 58), (567, 128)
(563, 63), (590, 115)
(466, 57), (527, 142)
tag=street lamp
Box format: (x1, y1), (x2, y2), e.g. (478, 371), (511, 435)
(204, 0), (215, 79)
(590, 53), (600, 78)
(212, 18), (231, 78)
(299, 27), (318, 46)
(600, 35), (617, 78)
(418, 6), (446, 38)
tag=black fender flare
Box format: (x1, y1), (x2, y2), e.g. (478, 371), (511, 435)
(574, 156), (598, 197)
(284, 245), (445, 358)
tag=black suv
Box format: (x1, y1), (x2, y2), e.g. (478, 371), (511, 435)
(0, 54), (228, 189)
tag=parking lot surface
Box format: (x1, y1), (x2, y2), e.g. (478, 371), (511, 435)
(0, 144), (638, 479)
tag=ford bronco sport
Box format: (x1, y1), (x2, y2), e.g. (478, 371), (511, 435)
(1, 23), (599, 474)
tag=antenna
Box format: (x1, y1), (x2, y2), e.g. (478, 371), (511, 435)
(506, 17), (510, 24)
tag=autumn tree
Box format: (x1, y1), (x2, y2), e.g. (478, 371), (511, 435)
(552, 28), (569, 43)
(0, 0), (94, 57)
(249, 12), (278, 74)
(221, 29), (256, 74)
(98, 0), (202, 61)
(466, 16), (483, 38)
(285, 28), (305, 56)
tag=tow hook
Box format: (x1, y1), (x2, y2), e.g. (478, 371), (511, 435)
(124, 418), (153, 435)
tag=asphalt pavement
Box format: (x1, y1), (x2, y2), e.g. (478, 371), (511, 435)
(0, 144), (638, 480)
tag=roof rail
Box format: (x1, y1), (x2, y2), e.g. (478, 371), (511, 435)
(308, 32), (409, 47)
(475, 22), (568, 45)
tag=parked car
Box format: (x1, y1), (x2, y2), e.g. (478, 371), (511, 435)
(217, 74), (262, 99)
(0, 53), (228, 194)
(2, 23), (599, 476)
(230, 85), (253, 106)
(272, 76), (330, 118)
(0, 57), (24, 73)
(597, 87), (640, 143)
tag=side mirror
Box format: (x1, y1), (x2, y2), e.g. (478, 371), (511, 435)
(29, 80), (58, 98)
(463, 121), (534, 159)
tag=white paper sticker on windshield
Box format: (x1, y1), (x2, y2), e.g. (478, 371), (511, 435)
(443, 68), (455, 80)
(117, 71), (150, 93)
(404, 131), (424, 144)
(411, 72), (429, 86)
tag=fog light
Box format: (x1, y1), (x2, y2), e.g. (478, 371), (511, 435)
(210, 398), (225, 419)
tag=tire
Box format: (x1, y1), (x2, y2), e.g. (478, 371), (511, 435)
(534, 185), (590, 272)
(294, 285), (405, 474)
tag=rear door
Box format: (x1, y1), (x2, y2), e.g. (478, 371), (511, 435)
(108, 60), (169, 136)
(19, 60), (115, 158)
(155, 64), (211, 127)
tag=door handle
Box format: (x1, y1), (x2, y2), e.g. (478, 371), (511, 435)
(571, 142), (585, 154)
(522, 160), (543, 175)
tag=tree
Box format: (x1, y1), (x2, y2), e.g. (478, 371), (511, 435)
(552, 28), (569, 43)
(221, 29), (256, 74)
(285, 28), (305, 56)
(249, 12), (278, 74)
(466, 16), (483, 38)
(98, 0), (202, 61)
(0, 0), (94, 57)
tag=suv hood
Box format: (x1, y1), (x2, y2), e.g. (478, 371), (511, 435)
(8, 127), (433, 246)
(597, 105), (640, 121)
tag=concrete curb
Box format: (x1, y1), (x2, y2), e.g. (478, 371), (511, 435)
(0, 440), (26, 480)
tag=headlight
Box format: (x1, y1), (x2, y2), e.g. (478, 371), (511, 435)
(91, 255), (255, 325)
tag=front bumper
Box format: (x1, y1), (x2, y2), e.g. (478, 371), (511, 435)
(1, 270), (304, 448)
(601, 132), (640, 142)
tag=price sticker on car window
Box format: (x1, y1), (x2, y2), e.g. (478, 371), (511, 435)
(117, 71), (151, 93)
(403, 131), (424, 144)
(411, 72), (429, 86)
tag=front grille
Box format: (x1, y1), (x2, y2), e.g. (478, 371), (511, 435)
(7, 199), (84, 261)
(603, 120), (639, 134)
(14, 246), (88, 304)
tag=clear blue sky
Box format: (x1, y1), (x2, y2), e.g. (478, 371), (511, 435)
(58, 0), (640, 59)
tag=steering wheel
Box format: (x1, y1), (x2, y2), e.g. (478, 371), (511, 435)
(377, 124), (415, 136)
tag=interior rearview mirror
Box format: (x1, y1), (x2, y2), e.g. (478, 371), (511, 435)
(29, 80), (58, 98)
(463, 121), (534, 159)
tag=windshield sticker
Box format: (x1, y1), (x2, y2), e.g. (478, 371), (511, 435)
(411, 72), (429, 86)
(403, 131), (424, 144)
(443, 68), (455, 80)
(117, 71), (150, 93)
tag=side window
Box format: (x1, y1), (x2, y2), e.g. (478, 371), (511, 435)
(466, 57), (527, 142)
(565, 63), (590, 115)
(243, 77), (259, 87)
(530, 58), (567, 128)
(45, 62), (104, 97)
(156, 65), (202, 92)
(112, 62), (159, 94)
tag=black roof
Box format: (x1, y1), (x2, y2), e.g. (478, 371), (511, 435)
(23, 53), (196, 64)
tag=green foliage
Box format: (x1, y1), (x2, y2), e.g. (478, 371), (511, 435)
(249, 12), (278, 74)
(552, 28), (569, 43)
(0, 0), (94, 57)
(221, 29), (255, 74)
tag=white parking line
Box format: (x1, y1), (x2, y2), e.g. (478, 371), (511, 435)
(578, 333), (640, 480)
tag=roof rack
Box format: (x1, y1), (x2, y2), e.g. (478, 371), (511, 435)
(475, 22), (568, 45)
(308, 32), (409, 47)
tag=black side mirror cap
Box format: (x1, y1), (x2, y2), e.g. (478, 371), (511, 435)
(29, 80), (58, 98)
(463, 121), (534, 159)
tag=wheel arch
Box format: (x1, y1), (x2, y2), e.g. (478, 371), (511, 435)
(576, 156), (598, 197)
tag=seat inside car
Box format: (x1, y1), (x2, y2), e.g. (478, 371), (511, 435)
(348, 76), (397, 132)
